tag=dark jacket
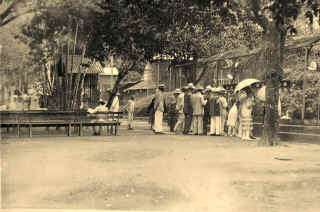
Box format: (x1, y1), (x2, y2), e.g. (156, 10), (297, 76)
(147, 97), (155, 114)
(183, 93), (193, 114)
(209, 97), (220, 116)
(204, 96), (210, 116)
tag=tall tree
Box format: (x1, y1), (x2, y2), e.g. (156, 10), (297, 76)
(18, 0), (98, 109)
(87, 0), (169, 107)
(210, 0), (320, 145)
(0, 0), (43, 29)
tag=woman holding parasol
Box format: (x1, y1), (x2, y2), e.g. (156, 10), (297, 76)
(234, 79), (260, 141)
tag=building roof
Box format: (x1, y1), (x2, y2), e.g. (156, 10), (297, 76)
(198, 34), (320, 64)
(100, 67), (118, 76)
(63, 55), (118, 75)
(126, 80), (156, 90)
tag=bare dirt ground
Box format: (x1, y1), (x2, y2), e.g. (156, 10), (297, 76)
(1, 126), (320, 212)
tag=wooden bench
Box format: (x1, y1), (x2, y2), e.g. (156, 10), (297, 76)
(0, 110), (123, 138)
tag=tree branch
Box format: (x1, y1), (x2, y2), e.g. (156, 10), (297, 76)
(0, 0), (20, 21)
(195, 63), (208, 85)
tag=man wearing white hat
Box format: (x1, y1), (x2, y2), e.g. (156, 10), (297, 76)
(209, 87), (222, 136)
(203, 85), (212, 135)
(154, 84), (165, 134)
(183, 83), (194, 134)
(174, 87), (185, 133)
(191, 85), (207, 135)
(217, 87), (228, 135)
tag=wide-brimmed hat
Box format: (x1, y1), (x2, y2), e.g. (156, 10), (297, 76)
(308, 61), (317, 71)
(181, 86), (188, 91)
(174, 88), (182, 94)
(205, 85), (212, 92)
(196, 85), (204, 91)
(115, 92), (120, 96)
(187, 83), (194, 89)
(158, 84), (165, 88)
(98, 99), (105, 104)
(211, 87), (219, 93)
(216, 86), (226, 93)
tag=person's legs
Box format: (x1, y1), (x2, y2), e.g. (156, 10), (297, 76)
(184, 114), (192, 134)
(98, 126), (102, 135)
(174, 113), (184, 133)
(228, 126), (232, 136)
(221, 115), (226, 135)
(169, 114), (175, 132)
(210, 116), (215, 135)
(237, 121), (242, 138)
(128, 112), (134, 129)
(193, 115), (199, 135)
(232, 126), (236, 136)
(203, 115), (209, 135)
(215, 116), (221, 135)
(154, 110), (163, 133)
(92, 126), (97, 135)
(190, 116), (195, 133)
(198, 115), (203, 135)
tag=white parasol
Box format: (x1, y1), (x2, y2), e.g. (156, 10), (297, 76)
(256, 86), (266, 102)
(255, 85), (282, 116)
(234, 78), (260, 93)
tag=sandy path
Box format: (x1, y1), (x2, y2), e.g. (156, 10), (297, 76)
(2, 135), (320, 211)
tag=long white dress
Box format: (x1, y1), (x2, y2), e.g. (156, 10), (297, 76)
(227, 104), (238, 127)
(110, 96), (120, 112)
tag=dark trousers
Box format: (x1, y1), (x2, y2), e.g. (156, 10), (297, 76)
(168, 114), (178, 132)
(203, 114), (210, 135)
(183, 113), (193, 134)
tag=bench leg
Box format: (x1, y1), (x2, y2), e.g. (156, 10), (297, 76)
(17, 124), (20, 138)
(68, 124), (71, 136)
(29, 124), (32, 138)
(115, 125), (118, 136)
(79, 123), (82, 136)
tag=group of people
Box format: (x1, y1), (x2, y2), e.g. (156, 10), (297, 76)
(149, 82), (257, 141)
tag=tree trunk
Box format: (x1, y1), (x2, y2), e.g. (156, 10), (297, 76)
(259, 23), (285, 146)
(106, 71), (126, 108)
(182, 62), (197, 84)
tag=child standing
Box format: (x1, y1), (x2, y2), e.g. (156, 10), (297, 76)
(227, 102), (238, 136)
(126, 96), (135, 130)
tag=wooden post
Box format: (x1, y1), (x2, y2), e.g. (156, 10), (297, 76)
(302, 47), (311, 122)
(68, 122), (71, 136)
(169, 66), (171, 91)
(157, 62), (160, 86)
(78, 121), (82, 136)
(179, 68), (182, 88)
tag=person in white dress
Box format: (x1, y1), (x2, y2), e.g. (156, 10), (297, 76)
(217, 88), (228, 135)
(110, 92), (120, 112)
(126, 96), (135, 130)
(227, 101), (238, 136)
(239, 89), (254, 141)
(153, 84), (165, 134)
